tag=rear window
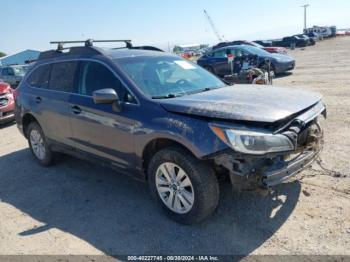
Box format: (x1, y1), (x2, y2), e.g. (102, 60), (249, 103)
(48, 61), (78, 92)
(26, 64), (51, 88)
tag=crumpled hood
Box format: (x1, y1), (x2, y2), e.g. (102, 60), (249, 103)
(159, 85), (322, 123)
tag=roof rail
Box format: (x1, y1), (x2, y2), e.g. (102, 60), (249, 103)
(130, 46), (164, 52)
(50, 39), (132, 50)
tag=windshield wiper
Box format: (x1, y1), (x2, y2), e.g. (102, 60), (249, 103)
(185, 87), (220, 95)
(151, 93), (180, 99)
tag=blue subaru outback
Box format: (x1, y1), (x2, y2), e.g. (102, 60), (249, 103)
(15, 39), (326, 224)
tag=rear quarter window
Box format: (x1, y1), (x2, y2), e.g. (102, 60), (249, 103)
(26, 64), (51, 88)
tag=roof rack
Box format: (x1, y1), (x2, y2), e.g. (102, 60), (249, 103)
(50, 39), (132, 51)
(38, 39), (163, 61)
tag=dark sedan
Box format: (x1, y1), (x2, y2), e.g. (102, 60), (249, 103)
(295, 34), (316, 45)
(273, 36), (309, 48)
(212, 40), (288, 55)
(197, 45), (295, 76)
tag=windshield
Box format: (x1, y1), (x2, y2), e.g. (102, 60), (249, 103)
(116, 56), (226, 98)
(240, 45), (271, 56)
(12, 66), (27, 76)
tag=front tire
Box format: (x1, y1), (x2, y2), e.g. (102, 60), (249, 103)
(204, 65), (215, 74)
(27, 122), (54, 166)
(148, 147), (219, 224)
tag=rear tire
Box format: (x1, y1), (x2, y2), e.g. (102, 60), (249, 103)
(148, 146), (219, 224)
(27, 122), (54, 166)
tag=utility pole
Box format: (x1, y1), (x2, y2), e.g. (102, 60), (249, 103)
(301, 4), (310, 31)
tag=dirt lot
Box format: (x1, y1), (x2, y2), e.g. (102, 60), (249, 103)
(0, 37), (349, 257)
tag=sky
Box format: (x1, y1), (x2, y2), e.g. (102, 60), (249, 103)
(1, 0), (350, 54)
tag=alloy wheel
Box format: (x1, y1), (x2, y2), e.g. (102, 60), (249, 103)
(29, 129), (46, 160)
(155, 162), (195, 214)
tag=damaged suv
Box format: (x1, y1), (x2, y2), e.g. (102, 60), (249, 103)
(15, 40), (326, 224)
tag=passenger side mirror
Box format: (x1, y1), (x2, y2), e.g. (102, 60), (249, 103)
(93, 88), (119, 104)
(93, 88), (123, 112)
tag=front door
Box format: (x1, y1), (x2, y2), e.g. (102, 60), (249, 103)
(69, 61), (137, 170)
(210, 50), (230, 76)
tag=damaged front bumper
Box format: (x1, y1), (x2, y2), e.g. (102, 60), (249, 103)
(211, 105), (325, 190)
(213, 146), (321, 190)
(262, 148), (319, 187)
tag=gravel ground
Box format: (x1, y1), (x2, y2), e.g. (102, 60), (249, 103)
(0, 37), (349, 257)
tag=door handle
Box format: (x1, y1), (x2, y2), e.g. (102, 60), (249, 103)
(71, 105), (82, 115)
(35, 96), (42, 104)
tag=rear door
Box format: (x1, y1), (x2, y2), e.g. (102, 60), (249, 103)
(26, 61), (77, 147)
(69, 60), (137, 170)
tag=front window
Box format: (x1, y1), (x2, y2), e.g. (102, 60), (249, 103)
(116, 56), (226, 98)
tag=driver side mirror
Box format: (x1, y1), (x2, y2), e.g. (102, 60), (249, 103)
(92, 88), (122, 111)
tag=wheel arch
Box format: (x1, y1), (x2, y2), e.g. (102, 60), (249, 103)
(142, 138), (197, 178)
(22, 113), (40, 138)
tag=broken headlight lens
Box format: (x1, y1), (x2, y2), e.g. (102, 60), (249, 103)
(210, 126), (294, 155)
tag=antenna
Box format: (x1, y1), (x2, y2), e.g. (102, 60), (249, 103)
(204, 10), (225, 42)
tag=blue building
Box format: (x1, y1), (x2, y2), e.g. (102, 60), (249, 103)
(0, 49), (40, 66)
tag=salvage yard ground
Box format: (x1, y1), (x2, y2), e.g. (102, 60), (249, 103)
(0, 37), (349, 256)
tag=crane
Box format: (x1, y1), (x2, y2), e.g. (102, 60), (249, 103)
(204, 9), (225, 42)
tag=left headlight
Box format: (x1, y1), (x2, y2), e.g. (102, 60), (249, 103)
(210, 126), (294, 155)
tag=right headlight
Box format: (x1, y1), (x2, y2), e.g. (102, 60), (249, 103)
(210, 126), (294, 155)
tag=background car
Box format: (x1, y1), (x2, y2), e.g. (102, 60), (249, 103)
(273, 36), (309, 48)
(253, 40), (273, 47)
(305, 31), (321, 41)
(295, 34), (315, 46)
(330, 26), (337, 37)
(212, 40), (288, 55)
(197, 44), (295, 76)
(0, 64), (28, 88)
(319, 27), (332, 38)
(0, 80), (15, 124)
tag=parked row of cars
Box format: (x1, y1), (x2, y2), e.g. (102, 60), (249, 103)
(194, 25), (339, 79)
(256, 26), (337, 49)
